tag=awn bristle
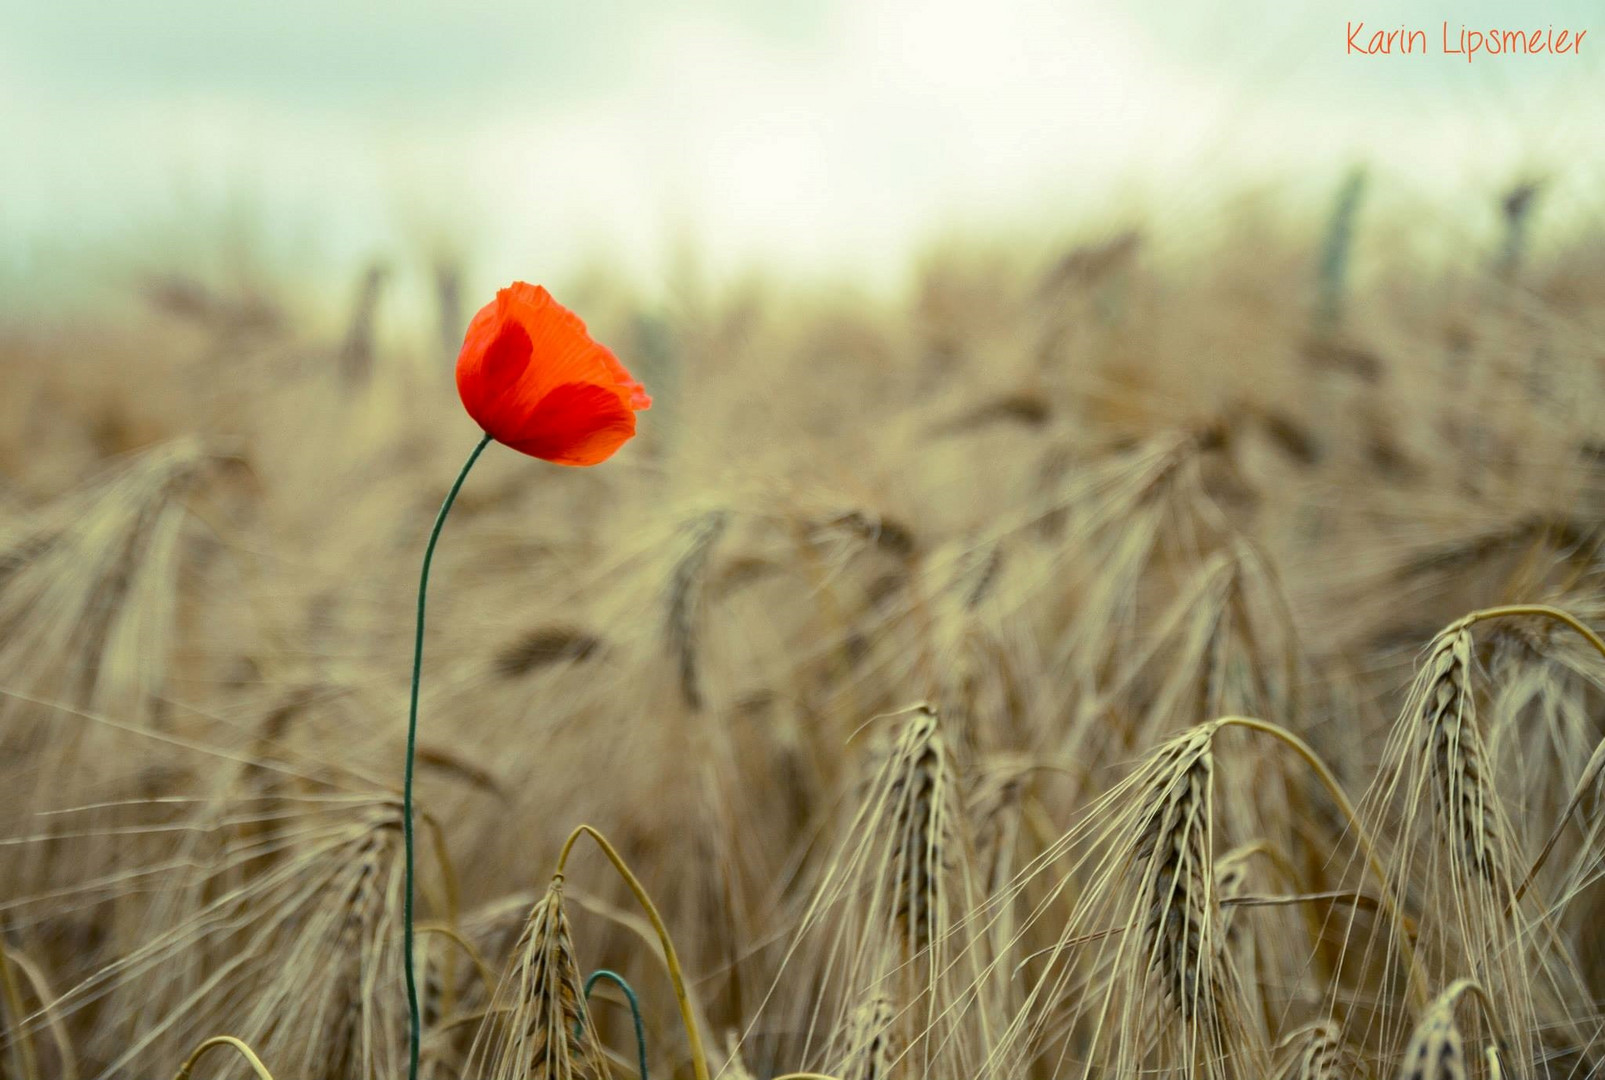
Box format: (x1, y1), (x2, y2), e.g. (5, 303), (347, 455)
(264, 801), (410, 1080)
(466, 877), (608, 1080)
(780, 704), (992, 1080)
(329, 815), (401, 1078)
(720, 1031), (758, 1080)
(56, 797), (417, 1080)
(13, 209), (1605, 1080)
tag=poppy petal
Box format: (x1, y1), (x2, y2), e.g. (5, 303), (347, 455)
(493, 285), (645, 407)
(500, 382), (638, 466)
(456, 317), (535, 439)
(596, 348), (653, 410)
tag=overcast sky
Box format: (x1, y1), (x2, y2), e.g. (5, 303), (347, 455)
(2, 0), (1600, 292)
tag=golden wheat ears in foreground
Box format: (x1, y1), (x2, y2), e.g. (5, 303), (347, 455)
(1, 196), (1604, 1079)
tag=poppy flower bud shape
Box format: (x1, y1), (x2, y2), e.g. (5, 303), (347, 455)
(456, 282), (651, 464)
(401, 283), (647, 1080)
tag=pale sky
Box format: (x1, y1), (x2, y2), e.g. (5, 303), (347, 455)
(1, 0), (1600, 296)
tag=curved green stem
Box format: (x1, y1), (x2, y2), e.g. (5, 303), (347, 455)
(581, 969), (649, 1080)
(556, 825), (710, 1080)
(404, 431), (492, 1080)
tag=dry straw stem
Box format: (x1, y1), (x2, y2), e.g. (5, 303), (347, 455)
(170, 1036), (275, 1080)
(1514, 730), (1605, 905)
(0, 929), (39, 1080)
(415, 923), (497, 1001)
(555, 824), (711, 1080)
(1210, 716), (1429, 1012)
(0, 934), (73, 1080)
(720, 1031), (758, 1080)
(1454, 604), (1605, 667)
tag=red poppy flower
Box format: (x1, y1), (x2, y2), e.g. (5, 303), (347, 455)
(455, 282), (651, 465)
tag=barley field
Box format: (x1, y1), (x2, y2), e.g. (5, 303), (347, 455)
(1, 182), (1604, 1080)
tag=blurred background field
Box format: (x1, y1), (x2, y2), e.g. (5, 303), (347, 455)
(3, 2), (1605, 1079)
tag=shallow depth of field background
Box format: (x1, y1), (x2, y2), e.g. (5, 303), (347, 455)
(3, 2), (1605, 1079)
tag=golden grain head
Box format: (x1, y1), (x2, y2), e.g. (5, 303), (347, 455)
(468, 878), (610, 1080)
(6, 194), (1605, 1080)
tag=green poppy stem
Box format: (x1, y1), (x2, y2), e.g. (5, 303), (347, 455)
(581, 969), (650, 1080)
(404, 430), (492, 1080)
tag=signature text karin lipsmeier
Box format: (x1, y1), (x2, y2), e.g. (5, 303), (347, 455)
(1346, 22), (1586, 60)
